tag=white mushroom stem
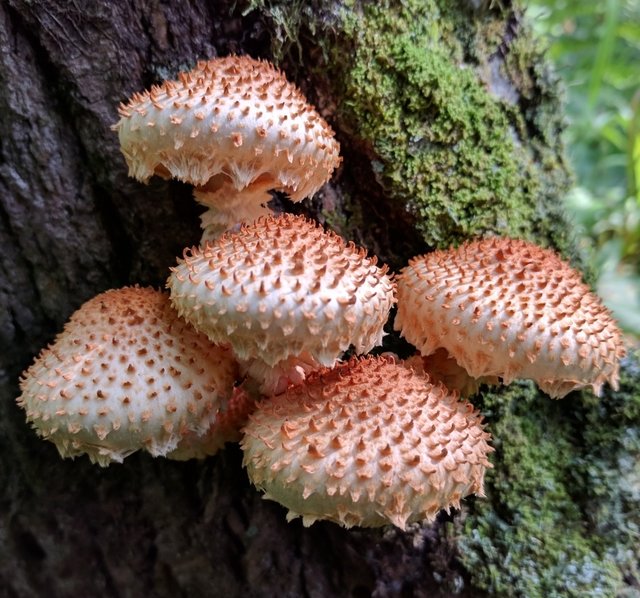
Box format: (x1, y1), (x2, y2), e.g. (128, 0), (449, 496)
(196, 177), (276, 244)
(238, 352), (322, 396)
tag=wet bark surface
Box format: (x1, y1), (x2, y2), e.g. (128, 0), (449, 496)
(0, 2), (471, 596)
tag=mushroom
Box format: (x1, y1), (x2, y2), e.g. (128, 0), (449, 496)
(241, 356), (494, 530)
(167, 213), (396, 394)
(395, 237), (626, 398)
(17, 287), (240, 466)
(113, 56), (341, 241)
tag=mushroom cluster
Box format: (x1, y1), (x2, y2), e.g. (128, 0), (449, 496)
(17, 55), (627, 532)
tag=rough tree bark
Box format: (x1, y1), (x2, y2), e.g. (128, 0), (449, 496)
(1, 1), (638, 597)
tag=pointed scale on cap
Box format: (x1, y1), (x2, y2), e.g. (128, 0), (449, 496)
(241, 356), (494, 530)
(395, 237), (626, 398)
(17, 287), (239, 466)
(167, 214), (396, 376)
(113, 56), (341, 235)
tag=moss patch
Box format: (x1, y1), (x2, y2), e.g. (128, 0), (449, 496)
(459, 358), (640, 597)
(248, 0), (573, 255)
(336, 2), (537, 248)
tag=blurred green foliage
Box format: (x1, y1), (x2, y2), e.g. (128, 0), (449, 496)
(529, 0), (640, 336)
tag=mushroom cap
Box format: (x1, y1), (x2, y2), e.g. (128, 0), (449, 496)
(114, 55), (341, 205)
(167, 214), (396, 367)
(241, 356), (493, 530)
(395, 237), (626, 398)
(17, 287), (238, 466)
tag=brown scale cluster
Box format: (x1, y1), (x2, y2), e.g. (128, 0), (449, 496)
(168, 214), (396, 390)
(395, 237), (626, 398)
(241, 356), (493, 530)
(113, 56), (341, 236)
(17, 287), (240, 465)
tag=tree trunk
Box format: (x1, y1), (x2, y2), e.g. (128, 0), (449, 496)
(1, 1), (638, 596)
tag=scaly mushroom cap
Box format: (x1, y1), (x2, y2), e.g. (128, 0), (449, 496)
(17, 287), (238, 466)
(395, 237), (626, 398)
(114, 55), (340, 225)
(241, 356), (493, 530)
(167, 214), (396, 367)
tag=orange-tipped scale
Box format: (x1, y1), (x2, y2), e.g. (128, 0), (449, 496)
(241, 356), (493, 530)
(395, 237), (626, 398)
(113, 56), (341, 240)
(17, 287), (240, 465)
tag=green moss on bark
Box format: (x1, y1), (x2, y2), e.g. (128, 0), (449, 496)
(248, 0), (573, 254)
(459, 358), (640, 596)
(459, 363), (640, 597)
(337, 2), (538, 248)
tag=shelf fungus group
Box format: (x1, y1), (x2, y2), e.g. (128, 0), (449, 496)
(17, 55), (627, 531)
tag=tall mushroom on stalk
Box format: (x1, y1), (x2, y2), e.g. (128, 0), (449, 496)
(395, 237), (626, 398)
(113, 56), (341, 241)
(17, 287), (243, 465)
(241, 356), (494, 530)
(168, 213), (396, 394)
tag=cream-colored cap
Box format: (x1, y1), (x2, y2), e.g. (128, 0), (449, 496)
(17, 287), (239, 465)
(395, 237), (626, 398)
(242, 356), (493, 529)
